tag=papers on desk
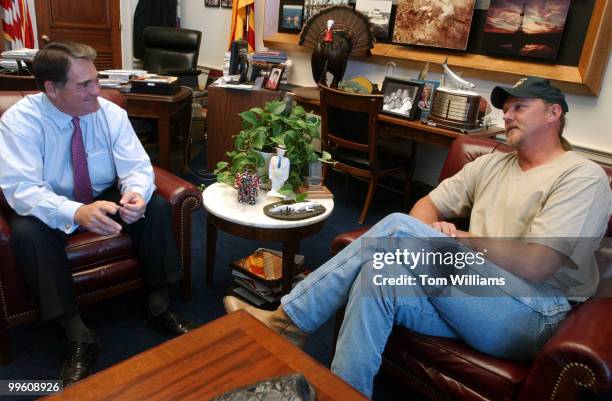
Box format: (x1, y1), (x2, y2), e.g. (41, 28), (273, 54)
(0, 59), (18, 70)
(1, 48), (38, 60)
(99, 69), (146, 83)
(214, 76), (254, 91)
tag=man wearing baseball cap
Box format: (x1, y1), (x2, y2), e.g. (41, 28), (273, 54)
(491, 76), (571, 151)
(223, 77), (612, 397)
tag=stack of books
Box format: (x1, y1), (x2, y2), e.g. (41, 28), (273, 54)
(229, 248), (306, 307)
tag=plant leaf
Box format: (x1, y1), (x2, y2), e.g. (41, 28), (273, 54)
(270, 101), (287, 115)
(239, 110), (259, 127)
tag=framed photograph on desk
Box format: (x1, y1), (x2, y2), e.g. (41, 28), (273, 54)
(411, 79), (439, 119)
(264, 66), (284, 91)
(380, 77), (424, 120)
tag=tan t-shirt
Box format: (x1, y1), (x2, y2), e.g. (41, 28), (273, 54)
(429, 151), (612, 299)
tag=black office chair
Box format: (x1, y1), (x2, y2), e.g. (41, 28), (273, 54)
(142, 26), (202, 90)
(138, 26), (207, 169)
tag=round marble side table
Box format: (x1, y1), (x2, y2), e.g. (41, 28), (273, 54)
(202, 183), (335, 294)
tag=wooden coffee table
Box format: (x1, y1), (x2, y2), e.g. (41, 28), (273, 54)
(43, 311), (367, 401)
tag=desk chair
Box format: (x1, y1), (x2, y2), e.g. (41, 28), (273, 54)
(140, 26), (206, 169)
(0, 90), (203, 364)
(142, 26), (202, 88)
(319, 84), (414, 224)
(330, 136), (612, 401)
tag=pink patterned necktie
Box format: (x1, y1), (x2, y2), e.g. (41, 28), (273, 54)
(71, 117), (93, 204)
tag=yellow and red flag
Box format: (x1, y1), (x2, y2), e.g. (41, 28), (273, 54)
(228, 0), (255, 53)
(1, 0), (34, 49)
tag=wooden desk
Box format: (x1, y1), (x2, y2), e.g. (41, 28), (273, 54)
(0, 73), (38, 91)
(124, 87), (193, 170)
(43, 311), (367, 401)
(207, 85), (283, 171)
(296, 96), (504, 148)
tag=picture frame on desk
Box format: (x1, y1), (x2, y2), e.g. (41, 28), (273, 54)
(380, 77), (424, 120)
(410, 79), (439, 120)
(278, 0), (304, 33)
(264, 65), (285, 91)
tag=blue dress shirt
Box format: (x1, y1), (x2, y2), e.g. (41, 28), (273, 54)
(0, 93), (155, 234)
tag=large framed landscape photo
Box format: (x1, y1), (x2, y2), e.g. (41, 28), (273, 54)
(392, 0), (476, 51)
(483, 0), (571, 60)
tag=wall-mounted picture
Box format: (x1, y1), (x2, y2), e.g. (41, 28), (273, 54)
(205, 0), (220, 7)
(392, 0), (476, 51)
(380, 78), (424, 120)
(411, 79), (439, 119)
(278, 0), (304, 33)
(221, 0), (232, 8)
(355, 0), (392, 39)
(304, 0), (349, 23)
(483, 0), (571, 60)
(264, 66), (285, 91)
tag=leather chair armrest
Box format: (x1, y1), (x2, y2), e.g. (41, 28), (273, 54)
(330, 225), (372, 255)
(152, 166), (202, 300)
(517, 298), (612, 400)
(153, 166), (202, 209)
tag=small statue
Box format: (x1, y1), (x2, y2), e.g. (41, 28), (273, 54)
(268, 146), (290, 198)
(234, 169), (260, 205)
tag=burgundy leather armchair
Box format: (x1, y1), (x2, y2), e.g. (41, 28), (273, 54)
(331, 136), (612, 401)
(0, 90), (203, 364)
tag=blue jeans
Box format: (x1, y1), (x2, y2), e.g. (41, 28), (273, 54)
(281, 213), (571, 397)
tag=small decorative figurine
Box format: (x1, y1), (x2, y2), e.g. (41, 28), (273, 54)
(268, 146), (290, 198)
(234, 169), (260, 205)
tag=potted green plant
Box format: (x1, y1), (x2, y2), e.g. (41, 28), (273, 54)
(214, 100), (332, 199)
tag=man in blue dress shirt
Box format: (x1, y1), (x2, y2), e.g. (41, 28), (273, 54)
(0, 42), (196, 386)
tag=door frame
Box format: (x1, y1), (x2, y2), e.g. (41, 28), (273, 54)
(120, 0), (134, 68)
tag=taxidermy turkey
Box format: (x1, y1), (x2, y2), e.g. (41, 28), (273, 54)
(299, 5), (375, 88)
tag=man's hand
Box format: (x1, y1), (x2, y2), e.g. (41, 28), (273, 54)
(430, 221), (470, 238)
(74, 201), (122, 235)
(119, 192), (146, 224)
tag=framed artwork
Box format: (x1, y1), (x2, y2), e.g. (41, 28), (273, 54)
(392, 0), (475, 51)
(264, 65), (285, 91)
(205, 0), (220, 7)
(221, 0), (232, 8)
(483, 0), (571, 60)
(278, 0), (304, 33)
(411, 79), (439, 119)
(380, 78), (424, 120)
(355, 0), (392, 39)
(304, 0), (348, 23)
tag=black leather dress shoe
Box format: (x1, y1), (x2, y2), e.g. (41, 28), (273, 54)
(60, 338), (99, 387)
(145, 309), (197, 336)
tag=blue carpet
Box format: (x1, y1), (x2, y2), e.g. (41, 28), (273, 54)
(0, 146), (428, 401)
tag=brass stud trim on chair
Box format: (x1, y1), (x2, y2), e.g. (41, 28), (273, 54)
(549, 362), (596, 401)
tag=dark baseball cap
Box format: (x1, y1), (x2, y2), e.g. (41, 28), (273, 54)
(491, 77), (569, 113)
